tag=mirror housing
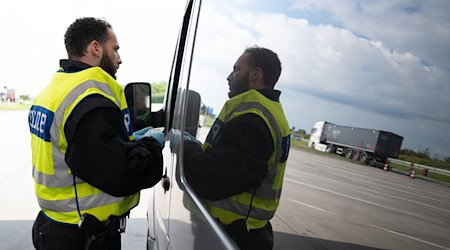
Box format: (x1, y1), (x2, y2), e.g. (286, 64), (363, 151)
(124, 82), (152, 132)
(185, 90), (201, 137)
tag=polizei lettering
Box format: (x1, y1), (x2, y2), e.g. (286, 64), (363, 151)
(122, 108), (133, 136)
(29, 106), (54, 142)
(205, 119), (224, 145)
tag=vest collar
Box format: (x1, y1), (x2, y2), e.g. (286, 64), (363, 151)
(59, 59), (92, 73)
(256, 89), (281, 102)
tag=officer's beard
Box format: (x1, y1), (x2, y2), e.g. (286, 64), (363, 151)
(228, 73), (250, 98)
(100, 52), (117, 79)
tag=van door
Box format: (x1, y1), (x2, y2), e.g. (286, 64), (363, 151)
(151, 1), (197, 249)
(151, 0), (215, 249)
(162, 0), (236, 248)
(150, 0), (237, 248)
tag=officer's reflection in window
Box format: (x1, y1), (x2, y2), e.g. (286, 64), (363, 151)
(133, 93), (150, 131)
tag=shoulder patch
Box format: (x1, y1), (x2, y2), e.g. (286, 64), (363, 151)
(122, 108), (133, 136)
(205, 119), (224, 145)
(280, 135), (291, 163)
(29, 106), (54, 142)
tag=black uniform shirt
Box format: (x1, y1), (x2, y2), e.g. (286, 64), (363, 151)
(61, 59), (163, 197)
(184, 90), (280, 201)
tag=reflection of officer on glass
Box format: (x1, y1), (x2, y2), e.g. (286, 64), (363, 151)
(133, 93), (151, 131)
(184, 46), (291, 250)
(29, 17), (164, 250)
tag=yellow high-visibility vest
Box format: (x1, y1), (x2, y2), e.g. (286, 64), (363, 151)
(204, 89), (291, 230)
(29, 66), (139, 225)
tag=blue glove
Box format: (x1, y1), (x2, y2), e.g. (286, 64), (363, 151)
(133, 127), (153, 140)
(183, 131), (202, 146)
(144, 131), (165, 148)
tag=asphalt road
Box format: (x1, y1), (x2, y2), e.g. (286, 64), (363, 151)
(272, 149), (450, 250)
(1, 111), (449, 249)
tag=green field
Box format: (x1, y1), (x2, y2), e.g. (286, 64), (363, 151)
(151, 82), (167, 104)
(389, 162), (450, 183)
(290, 139), (309, 150)
(151, 93), (165, 104)
(398, 155), (450, 171)
(290, 139), (357, 164)
(291, 139), (450, 184)
(0, 103), (31, 110)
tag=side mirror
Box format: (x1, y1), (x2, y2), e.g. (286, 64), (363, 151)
(185, 90), (201, 137)
(124, 82), (152, 131)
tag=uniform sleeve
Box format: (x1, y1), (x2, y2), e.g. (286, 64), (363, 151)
(183, 114), (273, 201)
(64, 94), (163, 197)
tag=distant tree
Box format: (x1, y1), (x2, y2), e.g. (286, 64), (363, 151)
(150, 82), (167, 103)
(297, 129), (306, 135)
(19, 95), (31, 101)
(422, 148), (430, 159)
(400, 148), (431, 160)
(151, 81), (168, 94)
(200, 104), (206, 115)
(445, 157), (450, 164)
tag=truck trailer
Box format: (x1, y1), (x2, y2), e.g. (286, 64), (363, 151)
(308, 121), (403, 165)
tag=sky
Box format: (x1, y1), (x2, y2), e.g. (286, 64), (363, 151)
(1, 0), (449, 158)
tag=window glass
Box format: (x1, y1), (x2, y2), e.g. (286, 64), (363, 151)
(184, 1), (449, 249)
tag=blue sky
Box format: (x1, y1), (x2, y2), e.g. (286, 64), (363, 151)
(0, 0), (449, 158)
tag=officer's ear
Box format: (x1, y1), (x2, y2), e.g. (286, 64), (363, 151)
(86, 40), (103, 58)
(249, 67), (263, 83)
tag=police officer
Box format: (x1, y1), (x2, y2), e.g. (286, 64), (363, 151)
(184, 46), (291, 249)
(29, 18), (164, 249)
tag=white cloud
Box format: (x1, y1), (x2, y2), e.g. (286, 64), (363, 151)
(189, 6), (257, 111)
(0, 0), (448, 158)
(0, 1), (186, 95)
(192, 5), (449, 121)
(188, 1), (450, 158)
(291, 0), (450, 68)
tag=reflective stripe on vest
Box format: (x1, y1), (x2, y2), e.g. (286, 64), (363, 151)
(30, 67), (138, 224)
(32, 79), (125, 188)
(204, 89), (290, 230)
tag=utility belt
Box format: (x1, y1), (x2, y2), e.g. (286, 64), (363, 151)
(78, 213), (128, 250)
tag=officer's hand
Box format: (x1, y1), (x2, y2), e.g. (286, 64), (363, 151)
(133, 127), (153, 140)
(144, 131), (165, 148)
(183, 132), (202, 146)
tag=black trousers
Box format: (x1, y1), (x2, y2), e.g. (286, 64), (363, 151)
(32, 211), (121, 250)
(223, 220), (274, 250)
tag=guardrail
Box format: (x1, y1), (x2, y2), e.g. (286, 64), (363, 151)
(388, 158), (450, 176)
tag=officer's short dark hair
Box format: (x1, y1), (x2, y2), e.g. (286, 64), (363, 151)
(64, 17), (112, 58)
(244, 46), (282, 88)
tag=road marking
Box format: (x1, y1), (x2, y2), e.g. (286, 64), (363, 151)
(296, 162), (450, 203)
(370, 224), (450, 250)
(286, 168), (450, 213)
(283, 197), (336, 215)
(282, 185), (449, 250)
(285, 177), (427, 220)
(321, 169), (450, 206)
(303, 158), (450, 198)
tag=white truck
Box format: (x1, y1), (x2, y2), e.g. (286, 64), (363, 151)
(308, 121), (403, 165)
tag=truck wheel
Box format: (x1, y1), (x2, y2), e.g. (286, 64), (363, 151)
(344, 149), (353, 158)
(359, 152), (368, 164)
(352, 151), (360, 160)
